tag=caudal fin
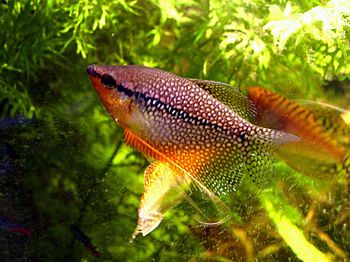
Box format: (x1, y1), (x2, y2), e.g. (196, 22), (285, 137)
(248, 86), (349, 178)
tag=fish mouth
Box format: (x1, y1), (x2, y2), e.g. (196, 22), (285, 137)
(86, 64), (99, 77)
(86, 65), (102, 91)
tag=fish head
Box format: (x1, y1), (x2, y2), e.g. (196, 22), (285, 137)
(87, 64), (149, 133)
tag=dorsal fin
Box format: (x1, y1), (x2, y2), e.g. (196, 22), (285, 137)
(190, 79), (256, 120)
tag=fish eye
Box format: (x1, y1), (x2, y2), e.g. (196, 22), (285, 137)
(101, 74), (116, 89)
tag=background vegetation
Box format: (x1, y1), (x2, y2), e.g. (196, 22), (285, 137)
(0, 0), (349, 261)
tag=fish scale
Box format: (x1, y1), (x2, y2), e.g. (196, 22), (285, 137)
(87, 65), (298, 195)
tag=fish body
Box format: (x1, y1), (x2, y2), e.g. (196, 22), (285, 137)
(87, 65), (298, 235)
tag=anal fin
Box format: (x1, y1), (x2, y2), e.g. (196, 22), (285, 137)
(131, 162), (191, 240)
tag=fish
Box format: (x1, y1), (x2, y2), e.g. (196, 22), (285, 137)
(0, 217), (31, 236)
(70, 225), (101, 257)
(248, 87), (350, 177)
(87, 65), (298, 235)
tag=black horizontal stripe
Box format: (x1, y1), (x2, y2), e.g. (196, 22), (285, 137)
(117, 84), (134, 97)
(98, 74), (228, 131)
(134, 90), (225, 130)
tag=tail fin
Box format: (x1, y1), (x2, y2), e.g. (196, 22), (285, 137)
(248, 86), (349, 178)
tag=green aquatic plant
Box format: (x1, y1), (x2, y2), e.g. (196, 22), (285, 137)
(0, 0), (349, 261)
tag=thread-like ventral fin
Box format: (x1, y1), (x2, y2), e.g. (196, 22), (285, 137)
(124, 129), (166, 162)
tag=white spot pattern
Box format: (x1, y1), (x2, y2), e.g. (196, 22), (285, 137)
(92, 65), (297, 194)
